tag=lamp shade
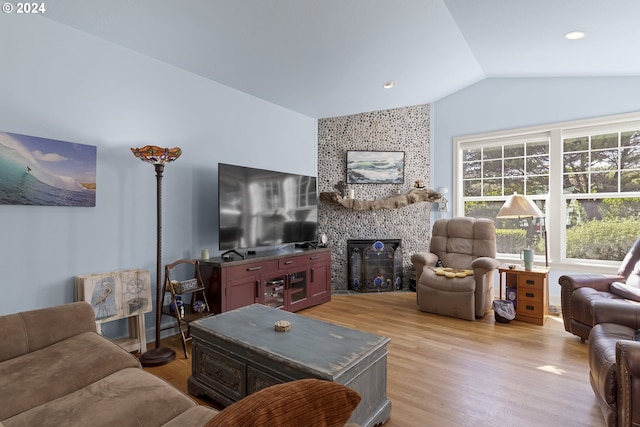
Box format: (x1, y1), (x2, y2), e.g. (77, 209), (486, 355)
(496, 193), (543, 218)
(131, 146), (182, 164)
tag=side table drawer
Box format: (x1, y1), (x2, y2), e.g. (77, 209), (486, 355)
(518, 286), (543, 303)
(194, 344), (246, 401)
(518, 274), (544, 290)
(517, 300), (544, 318)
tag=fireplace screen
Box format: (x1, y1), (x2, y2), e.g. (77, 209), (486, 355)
(348, 239), (402, 292)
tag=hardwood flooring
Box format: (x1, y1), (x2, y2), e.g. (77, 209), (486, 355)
(143, 292), (605, 427)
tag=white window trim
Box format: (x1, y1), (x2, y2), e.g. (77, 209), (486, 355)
(454, 111), (640, 272)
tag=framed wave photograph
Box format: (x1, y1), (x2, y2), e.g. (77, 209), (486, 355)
(346, 150), (405, 184)
(0, 131), (97, 207)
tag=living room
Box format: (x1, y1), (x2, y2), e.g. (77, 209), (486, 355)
(1, 2), (640, 426)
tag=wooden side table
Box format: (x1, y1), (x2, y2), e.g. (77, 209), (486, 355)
(498, 265), (549, 325)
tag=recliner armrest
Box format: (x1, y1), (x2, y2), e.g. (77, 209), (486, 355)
(616, 340), (640, 427)
(471, 257), (500, 274)
(558, 274), (624, 293)
(592, 299), (640, 329)
(411, 252), (438, 282)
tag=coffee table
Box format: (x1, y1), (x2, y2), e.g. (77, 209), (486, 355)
(188, 304), (391, 427)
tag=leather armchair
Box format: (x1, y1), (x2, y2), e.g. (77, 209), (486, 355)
(558, 237), (640, 341)
(411, 217), (500, 320)
(588, 300), (640, 427)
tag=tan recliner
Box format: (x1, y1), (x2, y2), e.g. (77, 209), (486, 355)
(411, 217), (500, 320)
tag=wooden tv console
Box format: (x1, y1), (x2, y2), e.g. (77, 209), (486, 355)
(200, 247), (331, 314)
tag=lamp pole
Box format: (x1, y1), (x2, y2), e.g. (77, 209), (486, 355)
(131, 146), (181, 367)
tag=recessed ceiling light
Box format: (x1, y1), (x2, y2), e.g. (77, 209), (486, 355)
(383, 80), (396, 89)
(565, 31), (586, 40)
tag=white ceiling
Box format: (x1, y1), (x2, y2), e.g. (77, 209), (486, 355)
(44, 0), (640, 119)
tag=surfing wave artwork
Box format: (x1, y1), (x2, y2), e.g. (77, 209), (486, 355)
(0, 131), (96, 206)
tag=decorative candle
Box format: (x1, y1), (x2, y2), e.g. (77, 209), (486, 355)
(201, 249), (209, 260)
(348, 188), (355, 199)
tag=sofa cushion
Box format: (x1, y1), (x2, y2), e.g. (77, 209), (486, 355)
(0, 301), (96, 363)
(205, 378), (361, 427)
(610, 281), (640, 302)
(2, 368), (199, 427)
(570, 286), (625, 329)
(0, 331), (140, 420)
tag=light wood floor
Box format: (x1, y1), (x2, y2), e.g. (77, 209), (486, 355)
(143, 292), (605, 427)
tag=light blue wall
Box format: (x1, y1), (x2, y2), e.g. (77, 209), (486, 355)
(4, 16), (640, 322)
(0, 16), (317, 324)
(432, 77), (640, 301)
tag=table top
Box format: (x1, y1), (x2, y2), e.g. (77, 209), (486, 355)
(498, 264), (550, 274)
(191, 304), (390, 378)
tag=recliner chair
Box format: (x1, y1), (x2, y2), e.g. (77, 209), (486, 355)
(411, 217), (500, 320)
(558, 237), (640, 341)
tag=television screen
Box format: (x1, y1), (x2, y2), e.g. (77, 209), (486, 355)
(218, 163), (318, 250)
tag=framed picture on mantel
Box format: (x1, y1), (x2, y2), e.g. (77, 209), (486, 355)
(346, 150), (405, 184)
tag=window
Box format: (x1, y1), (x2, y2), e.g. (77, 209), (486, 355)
(461, 135), (549, 258)
(455, 113), (640, 265)
(562, 128), (640, 261)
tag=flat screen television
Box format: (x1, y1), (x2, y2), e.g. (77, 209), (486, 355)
(218, 163), (318, 251)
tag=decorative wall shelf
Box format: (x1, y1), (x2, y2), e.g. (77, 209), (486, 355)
(319, 188), (441, 211)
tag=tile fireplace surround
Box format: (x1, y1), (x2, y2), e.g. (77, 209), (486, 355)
(317, 104), (431, 291)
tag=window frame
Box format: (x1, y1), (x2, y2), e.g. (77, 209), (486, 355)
(454, 112), (640, 272)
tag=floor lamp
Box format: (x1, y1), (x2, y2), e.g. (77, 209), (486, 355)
(131, 145), (182, 367)
(496, 192), (548, 267)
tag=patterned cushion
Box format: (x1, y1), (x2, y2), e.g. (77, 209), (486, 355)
(205, 379), (361, 427)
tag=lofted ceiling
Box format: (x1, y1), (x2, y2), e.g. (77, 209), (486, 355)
(44, 0), (640, 119)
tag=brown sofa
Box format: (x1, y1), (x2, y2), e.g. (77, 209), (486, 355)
(588, 300), (640, 427)
(559, 237), (640, 341)
(0, 301), (219, 426)
(0, 302), (362, 427)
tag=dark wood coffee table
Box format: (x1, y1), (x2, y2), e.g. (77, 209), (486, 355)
(188, 304), (391, 427)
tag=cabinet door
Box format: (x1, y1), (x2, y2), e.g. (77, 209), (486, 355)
(261, 271), (286, 310)
(227, 275), (259, 311)
(286, 268), (309, 312)
(309, 253), (331, 304)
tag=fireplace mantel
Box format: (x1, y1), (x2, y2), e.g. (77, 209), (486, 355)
(319, 188), (440, 211)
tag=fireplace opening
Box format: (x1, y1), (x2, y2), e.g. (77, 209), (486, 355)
(347, 239), (402, 292)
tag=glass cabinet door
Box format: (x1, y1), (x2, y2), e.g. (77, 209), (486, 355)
(287, 270), (307, 307)
(263, 274), (285, 309)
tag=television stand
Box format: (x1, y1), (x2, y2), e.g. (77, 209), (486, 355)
(200, 247), (331, 314)
(220, 249), (245, 260)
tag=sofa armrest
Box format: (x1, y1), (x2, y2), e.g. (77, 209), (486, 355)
(616, 340), (640, 427)
(0, 301), (97, 362)
(411, 252), (438, 282)
(591, 300), (640, 329)
(471, 257), (501, 274)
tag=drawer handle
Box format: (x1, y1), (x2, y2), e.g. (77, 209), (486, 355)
(284, 261), (293, 265)
(525, 292), (534, 298)
(526, 305), (535, 311)
(526, 280), (535, 285)
(247, 266), (262, 271)
(309, 256), (320, 260)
